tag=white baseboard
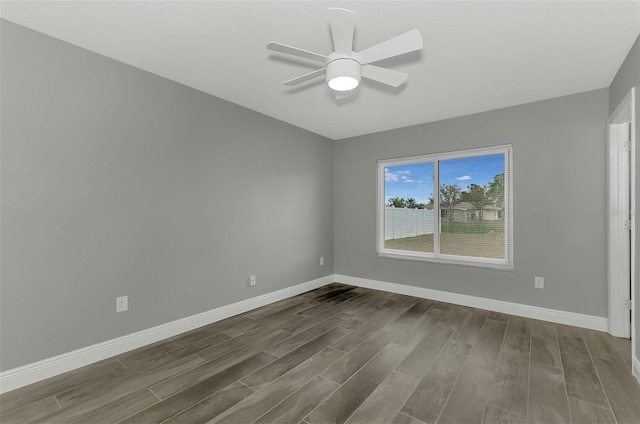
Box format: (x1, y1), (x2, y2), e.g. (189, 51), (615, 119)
(0, 275), (333, 394)
(634, 357), (640, 385)
(334, 274), (608, 332)
(0, 273), (612, 393)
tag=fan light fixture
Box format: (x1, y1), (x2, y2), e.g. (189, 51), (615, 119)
(267, 8), (423, 100)
(326, 58), (361, 91)
(328, 76), (359, 91)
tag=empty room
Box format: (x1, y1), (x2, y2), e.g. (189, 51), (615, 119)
(1, 1), (640, 423)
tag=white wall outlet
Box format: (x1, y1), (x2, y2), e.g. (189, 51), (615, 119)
(534, 276), (544, 289)
(320, 256), (324, 266)
(116, 296), (128, 312)
(248, 275), (256, 287)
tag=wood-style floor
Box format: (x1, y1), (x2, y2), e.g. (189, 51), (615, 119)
(1, 283), (639, 424)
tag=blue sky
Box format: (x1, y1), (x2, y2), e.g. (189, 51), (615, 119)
(384, 154), (504, 205)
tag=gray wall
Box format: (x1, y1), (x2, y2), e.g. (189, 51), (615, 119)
(609, 35), (640, 364)
(0, 20), (334, 371)
(335, 89), (609, 317)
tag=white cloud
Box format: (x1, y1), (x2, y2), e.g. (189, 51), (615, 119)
(385, 169), (411, 182)
(384, 169), (399, 182)
(456, 175), (472, 181)
(386, 169), (428, 184)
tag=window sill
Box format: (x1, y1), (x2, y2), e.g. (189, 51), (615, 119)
(376, 249), (514, 271)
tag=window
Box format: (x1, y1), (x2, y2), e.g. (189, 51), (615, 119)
(377, 145), (513, 269)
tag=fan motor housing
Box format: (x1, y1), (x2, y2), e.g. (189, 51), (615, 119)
(326, 58), (361, 91)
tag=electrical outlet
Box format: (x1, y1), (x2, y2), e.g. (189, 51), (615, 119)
(116, 296), (128, 312)
(248, 275), (256, 287)
(534, 276), (544, 289)
(320, 257), (324, 266)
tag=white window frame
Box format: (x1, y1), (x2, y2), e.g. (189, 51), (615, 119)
(376, 144), (513, 270)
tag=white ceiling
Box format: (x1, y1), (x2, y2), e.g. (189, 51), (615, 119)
(2, 1), (639, 140)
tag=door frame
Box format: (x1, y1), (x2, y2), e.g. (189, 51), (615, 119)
(608, 87), (636, 361)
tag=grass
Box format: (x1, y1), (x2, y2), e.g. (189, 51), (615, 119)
(440, 220), (504, 234)
(385, 221), (505, 259)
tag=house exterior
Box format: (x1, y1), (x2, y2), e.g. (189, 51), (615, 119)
(428, 202), (503, 222)
(451, 202), (502, 222)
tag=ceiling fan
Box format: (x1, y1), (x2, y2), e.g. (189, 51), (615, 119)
(267, 8), (423, 98)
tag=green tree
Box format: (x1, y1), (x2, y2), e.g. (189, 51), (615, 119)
(406, 198), (418, 208)
(439, 184), (462, 223)
(387, 197), (406, 208)
(487, 173), (504, 209)
(465, 183), (493, 221)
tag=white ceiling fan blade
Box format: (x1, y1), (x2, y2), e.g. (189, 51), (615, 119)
(282, 68), (327, 86)
(353, 29), (423, 65)
(328, 8), (355, 56)
(267, 42), (329, 63)
(361, 65), (408, 87)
